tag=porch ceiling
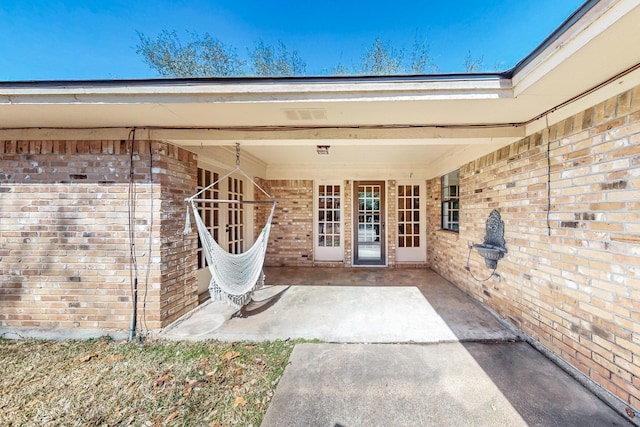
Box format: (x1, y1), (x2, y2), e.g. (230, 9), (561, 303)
(1, 0), (639, 177)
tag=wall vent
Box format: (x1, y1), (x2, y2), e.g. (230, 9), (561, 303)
(282, 108), (327, 121)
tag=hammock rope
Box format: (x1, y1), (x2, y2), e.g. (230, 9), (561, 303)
(184, 144), (277, 308)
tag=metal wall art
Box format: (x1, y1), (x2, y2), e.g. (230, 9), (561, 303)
(473, 209), (507, 269)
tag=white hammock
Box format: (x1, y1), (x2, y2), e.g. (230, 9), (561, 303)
(184, 163), (277, 308)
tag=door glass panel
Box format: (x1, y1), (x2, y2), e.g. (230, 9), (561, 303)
(196, 168), (219, 268)
(397, 185), (420, 248)
(227, 176), (244, 254)
(357, 184), (382, 261)
(318, 185), (341, 247)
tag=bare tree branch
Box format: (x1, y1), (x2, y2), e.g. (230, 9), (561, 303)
(136, 30), (245, 77)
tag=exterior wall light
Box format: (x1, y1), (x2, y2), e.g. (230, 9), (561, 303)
(316, 145), (330, 155)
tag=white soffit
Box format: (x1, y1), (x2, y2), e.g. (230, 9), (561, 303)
(0, 77), (513, 129)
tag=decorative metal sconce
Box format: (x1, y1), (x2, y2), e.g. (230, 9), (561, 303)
(473, 209), (507, 269)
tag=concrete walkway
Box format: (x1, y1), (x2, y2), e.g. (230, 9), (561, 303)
(161, 267), (633, 426)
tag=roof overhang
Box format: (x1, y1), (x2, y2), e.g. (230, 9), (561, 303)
(1, 0), (639, 178)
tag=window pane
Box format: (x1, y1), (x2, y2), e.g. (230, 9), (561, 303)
(197, 168), (220, 268)
(441, 169), (460, 231)
(397, 184), (421, 248)
(317, 184), (341, 249)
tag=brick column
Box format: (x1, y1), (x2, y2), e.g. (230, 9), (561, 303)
(0, 140), (197, 337)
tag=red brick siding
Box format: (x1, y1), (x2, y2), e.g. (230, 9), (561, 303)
(0, 140), (197, 335)
(427, 85), (640, 410)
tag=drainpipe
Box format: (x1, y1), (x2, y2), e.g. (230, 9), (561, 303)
(127, 128), (138, 341)
(129, 277), (138, 341)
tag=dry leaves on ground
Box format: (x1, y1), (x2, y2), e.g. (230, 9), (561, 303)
(0, 337), (296, 426)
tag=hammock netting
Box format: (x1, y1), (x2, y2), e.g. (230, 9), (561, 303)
(188, 198), (277, 308)
(184, 153), (277, 309)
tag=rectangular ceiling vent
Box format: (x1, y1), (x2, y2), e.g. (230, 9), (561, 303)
(283, 108), (327, 121)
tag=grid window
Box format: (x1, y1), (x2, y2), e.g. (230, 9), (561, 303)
(227, 176), (245, 254)
(196, 168), (219, 269)
(441, 169), (460, 231)
(398, 185), (420, 248)
(318, 185), (341, 247)
(357, 185), (381, 243)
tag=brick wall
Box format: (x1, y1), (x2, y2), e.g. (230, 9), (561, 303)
(260, 180), (314, 267)
(259, 179), (416, 268)
(0, 140), (197, 337)
(154, 143), (198, 327)
(427, 85), (640, 411)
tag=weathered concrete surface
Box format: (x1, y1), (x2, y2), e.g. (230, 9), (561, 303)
(160, 267), (635, 426)
(162, 285), (462, 342)
(262, 342), (632, 427)
(262, 343), (528, 427)
(161, 268), (516, 343)
(462, 341), (634, 426)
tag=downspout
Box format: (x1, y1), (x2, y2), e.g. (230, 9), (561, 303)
(129, 278), (138, 341)
(128, 128), (139, 341)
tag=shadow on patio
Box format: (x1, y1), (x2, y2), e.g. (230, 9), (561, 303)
(161, 267), (632, 426)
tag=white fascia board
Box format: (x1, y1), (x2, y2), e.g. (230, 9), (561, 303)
(0, 76), (512, 105)
(152, 126), (524, 142)
(512, 0), (638, 97)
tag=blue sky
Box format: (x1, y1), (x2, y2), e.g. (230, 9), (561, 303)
(0, 0), (585, 81)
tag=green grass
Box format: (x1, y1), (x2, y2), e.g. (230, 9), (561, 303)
(0, 337), (299, 426)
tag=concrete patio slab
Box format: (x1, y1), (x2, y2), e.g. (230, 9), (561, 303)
(160, 268), (634, 426)
(161, 285), (461, 343)
(262, 342), (631, 427)
(160, 267), (518, 343)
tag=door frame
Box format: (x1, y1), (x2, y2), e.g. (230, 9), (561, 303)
(314, 182), (344, 262)
(353, 180), (386, 266)
(396, 181), (426, 263)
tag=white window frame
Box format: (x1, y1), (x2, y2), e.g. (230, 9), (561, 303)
(441, 169), (460, 231)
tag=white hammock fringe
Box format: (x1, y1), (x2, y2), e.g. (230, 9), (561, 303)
(210, 271), (265, 309)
